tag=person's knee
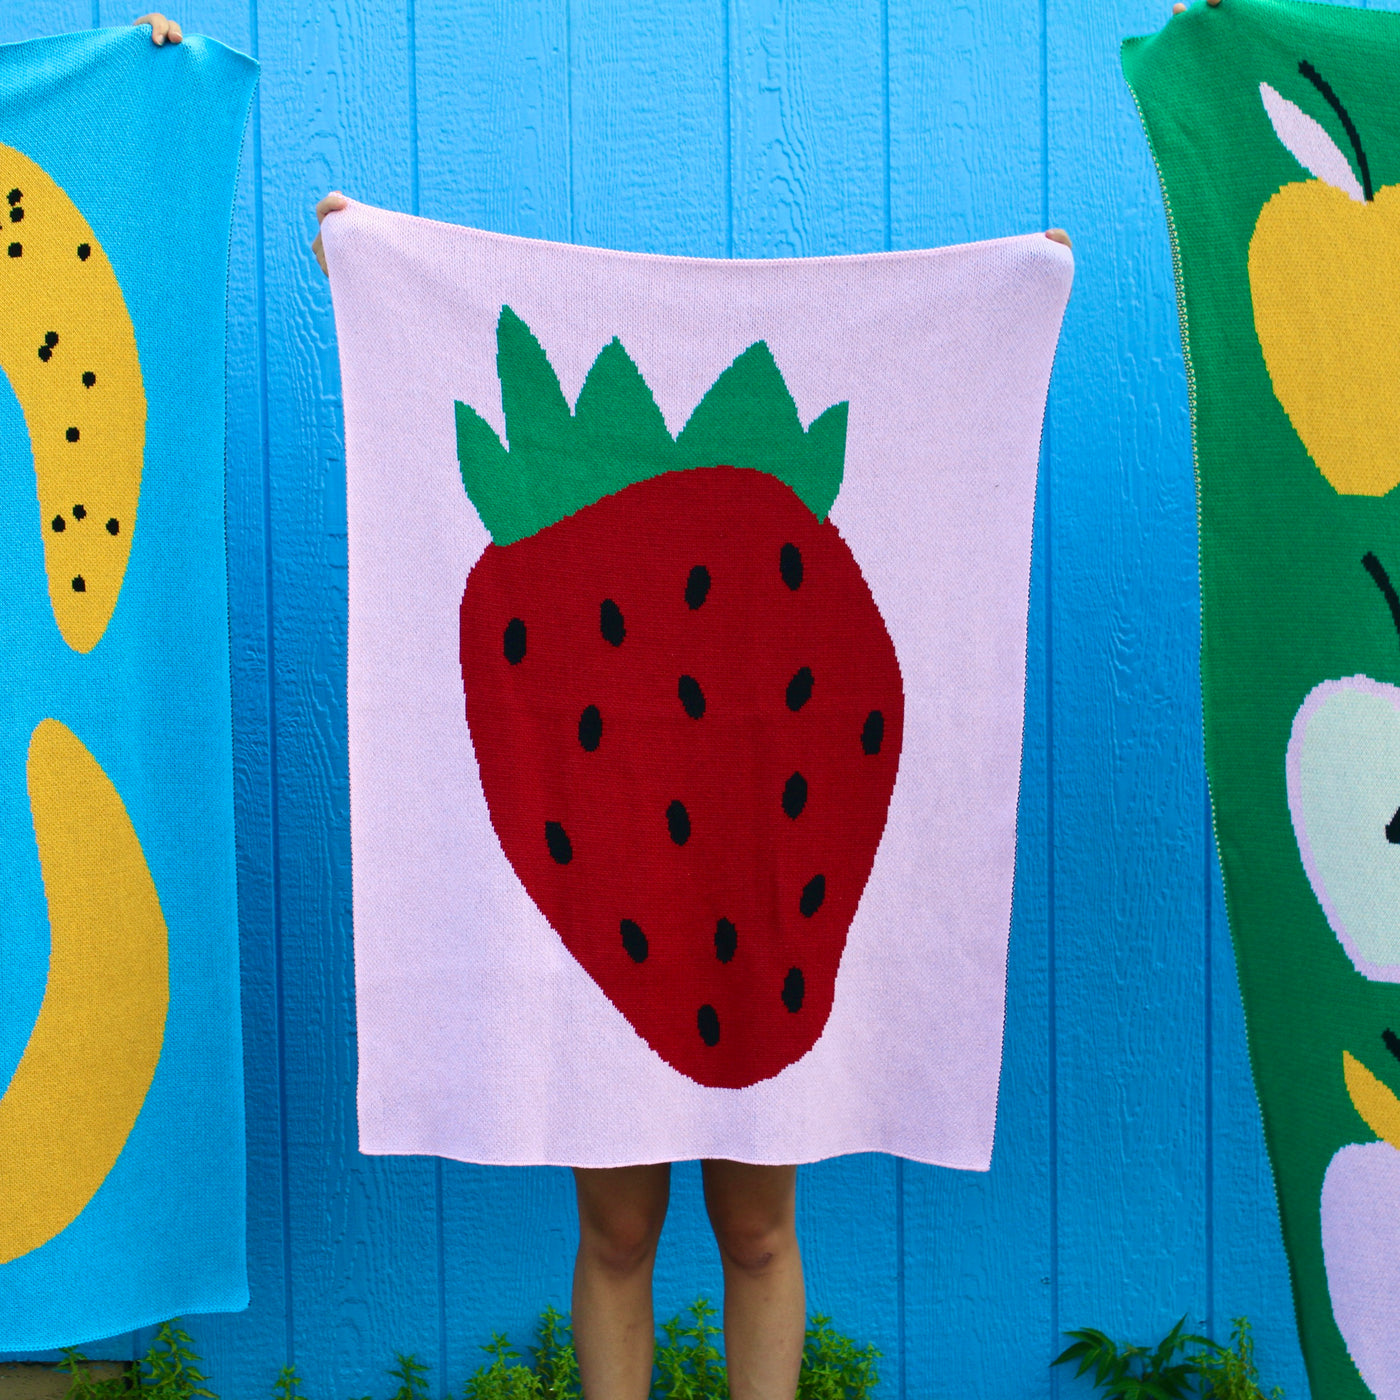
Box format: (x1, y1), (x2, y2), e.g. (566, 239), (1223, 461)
(578, 1202), (665, 1276)
(710, 1209), (797, 1278)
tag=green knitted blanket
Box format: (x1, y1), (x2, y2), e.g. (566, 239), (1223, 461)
(1124, 3), (1400, 1396)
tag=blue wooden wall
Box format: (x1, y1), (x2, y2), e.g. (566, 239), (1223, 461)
(18, 0), (1400, 1395)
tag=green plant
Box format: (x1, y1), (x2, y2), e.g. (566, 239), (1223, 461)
(527, 1306), (581, 1400)
(57, 1322), (215, 1400)
(654, 1298), (727, 1399)
(1194, 1320), (1284, 1400)
(797, 1314), (880, 1400)
(463, 1334), (547, 1400)
(139, 1324), (217, 1400)
(46, 1301), (878, 1400)
(385, 1353), (431, 1400)
(1053, 1315), (1282, 1400)
(457, 1298), (878, 1400)
(271, 1366), (304, 1400)
(54, 1349), (134, 1400)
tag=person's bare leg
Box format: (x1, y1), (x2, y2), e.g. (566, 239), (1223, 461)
(572, 1163), (671, 1400)
(702, 1160), (804, 1400)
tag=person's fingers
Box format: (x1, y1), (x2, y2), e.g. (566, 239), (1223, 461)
(1173, 4), (1187, 12)
(312, 230), (328, 277)
(166, 20), (182, 41)
(315, 191), (349, 225)
(134, 13), (171, 43)
(1045, 228), (1072, 248)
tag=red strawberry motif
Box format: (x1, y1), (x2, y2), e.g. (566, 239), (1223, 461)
(456, 309), (903, 1088)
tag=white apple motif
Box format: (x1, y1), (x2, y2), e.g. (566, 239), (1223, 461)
(1287, 675), (1400, 982)
(1323, 1140), (1400, 1399)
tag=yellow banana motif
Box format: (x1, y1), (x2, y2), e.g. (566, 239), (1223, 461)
(0, 719), (168, 1264)
(1342, 1050), (1400, 1151)
(0, 144), (145, 653)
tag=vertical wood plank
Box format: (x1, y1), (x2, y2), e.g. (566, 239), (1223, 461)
(414, 0), (570, 240)
(888, 5), (1053, 1396)
(728, 0), (884, 257)
(412, 4), (579, 1389)
(440, 1163), (577, 1385)
(569, 0), (726, 257)
(167, 1), (289, 1390)
(253, 0), (442, 1393)
(1046, 0), (1209, 1360)
(889, 0), (1045, 247)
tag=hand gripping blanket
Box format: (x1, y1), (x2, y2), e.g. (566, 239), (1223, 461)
(1123, 3), (1400, 1396)
(325, 205), (1071, 1167)
(0, 29), (255, 1349)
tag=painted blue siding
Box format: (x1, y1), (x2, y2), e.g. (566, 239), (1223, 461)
(13, 0), (1392, 1394)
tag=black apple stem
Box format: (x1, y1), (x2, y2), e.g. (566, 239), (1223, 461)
(1362, 553), (1400, 649)
(1384, 1028), (1400, 1068)
(1299, 59), (1373, 202)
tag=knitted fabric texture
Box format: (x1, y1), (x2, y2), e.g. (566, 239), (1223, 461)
(1124, 3), (1400, 1397)
(325, 204), (1071, 1167)
(0, 28), (256, 1350)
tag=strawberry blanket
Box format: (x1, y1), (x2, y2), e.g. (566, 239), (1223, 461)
(1124, 2), (1400, 1396)
(0, 28), (255, 1348)
(325, 206), (1071, 1167)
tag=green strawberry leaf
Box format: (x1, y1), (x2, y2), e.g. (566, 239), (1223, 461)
(455, 305), (848, 545)
(675, 340), (846, 519)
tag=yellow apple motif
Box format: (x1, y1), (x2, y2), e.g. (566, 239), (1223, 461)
(1249, 69), (1400, 497)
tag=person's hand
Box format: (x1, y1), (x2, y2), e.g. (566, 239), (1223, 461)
(133, 13), (182, 44)
(1173, 0), (1221, 13)
(1045, 229), (1071, 248)
(312, 192), (349, 276)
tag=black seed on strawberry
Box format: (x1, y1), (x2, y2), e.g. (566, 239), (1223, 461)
(71, 576), (85, 592)
(72, 504), (86, 520)
(83, 371), (96, 388)
(678, 674), (706, 719)
(786, 666), (814, 711)
(782, 967), (805, 1013)
(800, 874), (825, 917)
(715, 917), (737, 963)
(44, 331), (57, 347)
(37, 345), (51, 361)
(5, 189), (19, 206)
(600, 598), (625, 646)
(503, 617), (526, 664)
(862, 709), (885, 755)
(780, 542), (803, 590)
(667, 800), (691, 845)
(782, 772), (808, 819)
(77, 243), (90, 260)
(545, 820), (572, 864)
(8, 207), (22, 223)
(686, 565), (711, 609)
(51, 515), (64, 533)
(698, 1004), (720, 1046)
(578, 704), (602, 751)
(7, 243), (20, 258)
(621, 919), (648, 963)
(106, 518), (119, 535)
(65, 427), (79, 443)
